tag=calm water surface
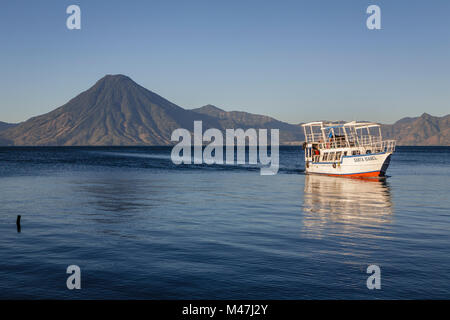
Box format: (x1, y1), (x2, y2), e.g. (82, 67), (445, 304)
(0, 146), (449, 299)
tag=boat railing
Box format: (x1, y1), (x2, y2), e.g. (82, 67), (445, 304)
(358, 135), (380, 146)
(360, 139), (396, 153)
(317, 136), (347, 149)
(305, 131), (396, 153)
(316, 137), (396, 153)
(382, 139), (396, 153)
(305, 133), (323, 142)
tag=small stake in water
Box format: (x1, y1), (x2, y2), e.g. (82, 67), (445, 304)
(16, 215), (21, 233)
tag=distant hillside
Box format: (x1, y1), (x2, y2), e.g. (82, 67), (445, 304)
(0, 75), (222, 146)
(381, 113), (450, 146)
(0, 75), (303, 146)
(0, 122), (18, 144)
(0, 75), (448, 146)
(191, 105), (303, 143)
(0, 121), (17, 132)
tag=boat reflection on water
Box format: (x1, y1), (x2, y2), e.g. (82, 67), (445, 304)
(302, 175), (393, 240)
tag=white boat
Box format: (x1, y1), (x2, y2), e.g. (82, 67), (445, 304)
(301, 121), (396, 178)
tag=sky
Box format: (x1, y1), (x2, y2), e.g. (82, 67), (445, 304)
(0, 0), (449, 124)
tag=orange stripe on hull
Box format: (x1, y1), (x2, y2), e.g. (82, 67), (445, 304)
(325, 171), (382, 178)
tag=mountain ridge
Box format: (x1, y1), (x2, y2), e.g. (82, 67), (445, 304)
(382, 113), (450, 146)
(0, 121), (18, 132)
(0, 75), (448, 146)
(0, 75), (222, 146)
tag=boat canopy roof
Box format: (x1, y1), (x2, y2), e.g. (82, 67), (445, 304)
(322, 124), (344, 130)
(302, 121), (380, 130)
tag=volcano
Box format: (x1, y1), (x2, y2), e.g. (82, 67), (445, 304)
(0, 75), (304, 146)
(0, 75), (222, 145)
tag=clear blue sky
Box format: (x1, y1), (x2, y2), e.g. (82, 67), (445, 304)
(0, 0), (449, 124)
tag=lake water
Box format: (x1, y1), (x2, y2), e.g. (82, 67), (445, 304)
(0, 146), (449, 299)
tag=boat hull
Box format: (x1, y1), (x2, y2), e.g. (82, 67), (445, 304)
(305, 152), (392, 178)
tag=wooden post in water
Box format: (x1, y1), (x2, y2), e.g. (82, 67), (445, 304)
(16, 215), (21, 233)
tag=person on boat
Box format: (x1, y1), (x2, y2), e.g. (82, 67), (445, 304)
(312, 148), (320, 161)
